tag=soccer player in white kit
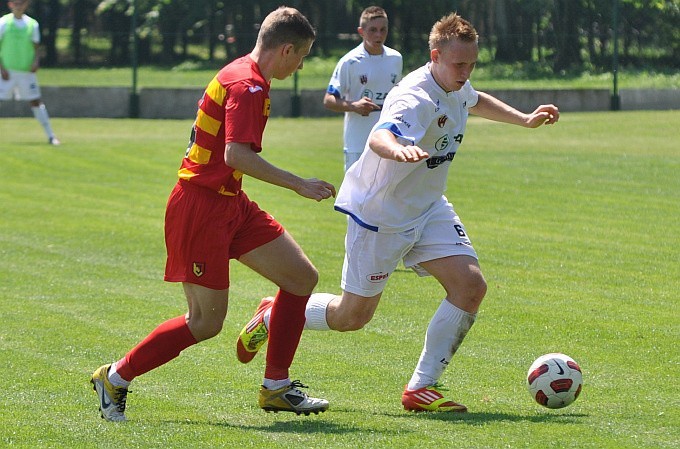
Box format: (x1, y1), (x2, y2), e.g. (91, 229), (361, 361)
(323, 6), (402, 171)
(238, 12), (559, 412)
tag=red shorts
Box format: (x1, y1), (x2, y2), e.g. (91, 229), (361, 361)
(164, 180), (285, 290)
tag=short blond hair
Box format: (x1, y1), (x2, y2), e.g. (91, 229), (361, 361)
(359, 6), (388, 28)
(428, 13), (478, 51)
(257, 7), (316, 51)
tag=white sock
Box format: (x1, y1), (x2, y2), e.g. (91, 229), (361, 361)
(303, 292), (335, 330)
(108, 362), (131, 388)
(263, 292), (335, 331)
(407, 300), (476, 391)
(262, 378), (290, 390)
(31, 104), (55, 139)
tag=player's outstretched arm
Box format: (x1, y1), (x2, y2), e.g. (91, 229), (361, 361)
(471, 91), (559, 128)
(225, 142), (336, 202)
(369, 129), (429, 163)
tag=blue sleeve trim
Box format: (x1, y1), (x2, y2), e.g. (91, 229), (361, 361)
(375, 122), (415, 145)
(334, 206), (379, 232)
(327, 86), (340, 97)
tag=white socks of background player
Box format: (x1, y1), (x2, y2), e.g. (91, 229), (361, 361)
(407, 299), (476, 391)
(31, 104), (56, 140)
(263, 292), (335, 331)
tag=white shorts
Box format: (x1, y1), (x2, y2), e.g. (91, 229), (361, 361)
(0, 70), (41, 101)
(341, 199), (478, 297)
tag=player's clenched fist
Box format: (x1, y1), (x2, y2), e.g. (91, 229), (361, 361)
(395, 145), (429, 163)
(297, 178), (337, 202)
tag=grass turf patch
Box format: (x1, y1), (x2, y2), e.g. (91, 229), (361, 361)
(0, 111), (678, 448)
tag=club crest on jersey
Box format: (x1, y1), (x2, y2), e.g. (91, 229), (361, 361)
(193, 262), (205, 277)
(438, 115), (448, 128)
(435, 134), (451, 151)
(360, 74), (368, 85)
(367, 272), (389, 283)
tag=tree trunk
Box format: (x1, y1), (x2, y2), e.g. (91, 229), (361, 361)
(70, 0), (88, 64)
(494, 0), (514, 62)
(42, 0), (60, 66)
(552, 0), (582, 71)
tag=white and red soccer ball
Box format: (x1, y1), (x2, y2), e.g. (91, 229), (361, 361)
(527, 353), (583, 409)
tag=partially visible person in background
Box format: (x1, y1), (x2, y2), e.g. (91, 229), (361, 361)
(323, 6), (401, 171)
(0, 0), (59, 145)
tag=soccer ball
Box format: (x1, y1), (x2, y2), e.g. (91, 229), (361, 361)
(526, 353), (582, 409)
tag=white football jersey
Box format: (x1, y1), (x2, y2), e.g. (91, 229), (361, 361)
(327, 44), (402, 154)
(334, 63), (479, 233)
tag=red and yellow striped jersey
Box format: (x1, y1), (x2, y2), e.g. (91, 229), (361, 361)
(178, 55), (271, 196)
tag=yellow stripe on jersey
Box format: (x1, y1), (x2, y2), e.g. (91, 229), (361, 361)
(216, 170), (244, 196)
(217, 186), (238, 196)
(263, 98), (271, 117)
(196, 109), (221, 136)
(177, 167), (197, 180)
(186, 142), (212, 165)
(205, 77), (227, 106)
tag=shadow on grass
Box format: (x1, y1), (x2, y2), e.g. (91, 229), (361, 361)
(161, 409), (589, 434)
(388, 410), (589, 425)
(162, 417), (369, 435)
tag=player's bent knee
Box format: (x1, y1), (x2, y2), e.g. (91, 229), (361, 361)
(293, 265), (319, 293)
(276, 263), (319, 295)
(467, 277), (487, 308)
(188, 318), (223, 342)
(476, 277), (488, 300)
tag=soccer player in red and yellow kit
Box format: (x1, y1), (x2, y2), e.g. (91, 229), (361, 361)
(90, 7), (335, 422)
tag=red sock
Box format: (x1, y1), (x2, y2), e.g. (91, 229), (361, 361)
(115, 315), (197, 382)
(264, 290), (309, 380)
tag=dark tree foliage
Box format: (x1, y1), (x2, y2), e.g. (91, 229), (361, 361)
(9, 0), (677, 71)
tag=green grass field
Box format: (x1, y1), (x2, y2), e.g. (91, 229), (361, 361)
(36, 59), (680, 90)
(0, 111), (678, 448)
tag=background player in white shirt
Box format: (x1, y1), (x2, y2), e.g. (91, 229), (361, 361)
(238, 12), (559, 412)
(323, 6), (402, 171)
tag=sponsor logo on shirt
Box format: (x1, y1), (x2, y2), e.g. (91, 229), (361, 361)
(426, 150), (456, 169)
(360, 74), (368, 85)
(367, 272), (389, 283)
(437, 115), (448, 128)
(248, 85), (263, 93)
(394, 115), (411, 128)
